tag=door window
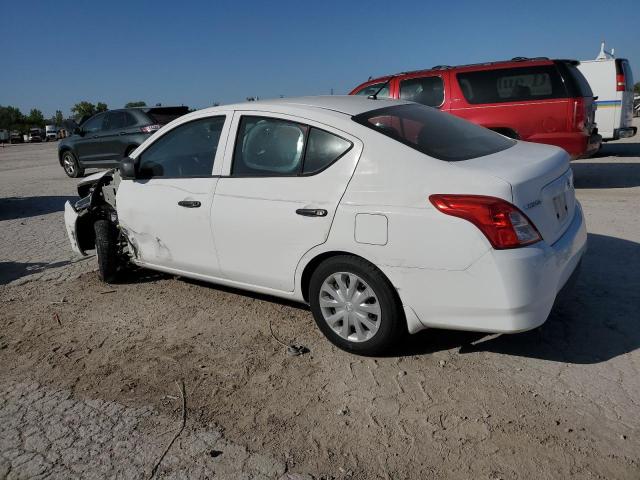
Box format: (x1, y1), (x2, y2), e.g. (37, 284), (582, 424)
(232, 117), (308, 176)
(103, 111), (125, 131)
(400, 76), (445, 107)
(82, 113), (105, 134)
(137, 116), (225, 178)
(231, 116), (353, 176)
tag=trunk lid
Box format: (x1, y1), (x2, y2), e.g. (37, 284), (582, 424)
(451, 141), (575, 245)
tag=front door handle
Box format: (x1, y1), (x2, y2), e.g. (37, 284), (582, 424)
(178, 200), (201, 208)
(296, 208), (327, 217)
(119, 131), (127, 136)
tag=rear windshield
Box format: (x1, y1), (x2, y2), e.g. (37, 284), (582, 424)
(146, 107), (189, 125)
(456, 65), (567, 104)
(555, 61), (593, 97)
(353, 103), (515, 161)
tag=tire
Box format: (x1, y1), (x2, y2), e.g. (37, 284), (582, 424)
(308, 255), (405, 355)
(61, 150), (84, 178)
(94, 219), (120, 283)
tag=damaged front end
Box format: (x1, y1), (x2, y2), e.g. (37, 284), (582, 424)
(64, 169), (125, 256)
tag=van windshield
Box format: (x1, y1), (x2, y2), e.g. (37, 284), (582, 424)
(353, 104), (515, 161)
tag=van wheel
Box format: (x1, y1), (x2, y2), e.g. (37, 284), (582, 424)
(62, 151), (84, 178)
(308, 255), (404, 355)
(94, 220), (120, 283)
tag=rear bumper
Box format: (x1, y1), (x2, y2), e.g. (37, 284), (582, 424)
(387, 202), (587, 334)
(614, 126), (637, 140)
(528, 131), (601, 159)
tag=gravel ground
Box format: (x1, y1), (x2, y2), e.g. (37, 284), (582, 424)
(0, 127), (639, 479)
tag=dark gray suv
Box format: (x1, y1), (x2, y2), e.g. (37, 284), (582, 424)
(58, 106), (189, 177)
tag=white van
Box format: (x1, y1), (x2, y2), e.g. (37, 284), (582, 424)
(45, 125), (58, 141)
(578, 45), (636, 141)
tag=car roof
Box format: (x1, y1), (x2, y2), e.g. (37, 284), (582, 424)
(360, 57), (564, 86)
(198, 96), (413, 117)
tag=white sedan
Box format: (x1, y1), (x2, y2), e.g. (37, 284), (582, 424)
(64, 96), (587, 355)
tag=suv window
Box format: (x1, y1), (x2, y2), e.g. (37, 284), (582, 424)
(82, 113), (105, 134)
(456, 66), (567, 104)
(354, 82), (390, 99)
(555, 61), (593, 97)
(400, 76), (444, 107)
(232, 117), (308, 176)
(353, 103), (514, 162)
(137, 116), (225, 178)
(104, 111), (135, 131)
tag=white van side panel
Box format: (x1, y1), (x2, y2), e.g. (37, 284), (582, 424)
(578, 60), (619, 140)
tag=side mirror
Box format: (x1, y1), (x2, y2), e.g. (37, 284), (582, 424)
(74, 127), (84, 136)
(119, 156), (136, 179)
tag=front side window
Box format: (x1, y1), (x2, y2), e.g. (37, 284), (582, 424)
(353, 103), (514, 162)
(137, 116), (225, 178)
(456, 66), (566, 104)
(82, 113), (105, 134)
(354, 82), (390, 99)
(400, 76), (444, 107)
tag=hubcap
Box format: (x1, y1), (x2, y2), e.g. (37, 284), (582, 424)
(63, 155), (75, 175)
(319, 272), (381, 342)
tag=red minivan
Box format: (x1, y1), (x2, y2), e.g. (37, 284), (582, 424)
(350, 58), (601, 158)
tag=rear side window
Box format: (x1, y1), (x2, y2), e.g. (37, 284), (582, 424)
(303, 128), (352, 174)
(353, 103), (514, 161)
(146, 107), (190, 125)
(354, 82), (390, 99)
(400, 76), (444, 107)
(456, 66), (567, 104)
(232, 116), (352, 176)
(555, 61), (593, 97)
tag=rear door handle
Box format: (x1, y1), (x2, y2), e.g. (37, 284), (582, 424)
(178, 200), (201, 208)
(119, 131), (127, 136)
(296, 208), (327, 217)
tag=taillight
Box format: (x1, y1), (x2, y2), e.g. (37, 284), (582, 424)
(572, 98), (586, 131)
(429, 194), (541, 249)
(140, 124), (161, 133)
(616, 74), (626, 92)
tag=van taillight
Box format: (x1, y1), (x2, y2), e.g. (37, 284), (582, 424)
(429, 195), (541, 249)
(616, 74), (626, 92)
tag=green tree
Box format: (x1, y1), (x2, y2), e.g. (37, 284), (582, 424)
(0, 106), (24, 130)
(71, 101), (96, 119)
(125, 101), (146, 108)
(634, 82), (640, 94)
(27, 109), (45, 127)
(54, 110), (64, 127)
(96, 102), (108, 112)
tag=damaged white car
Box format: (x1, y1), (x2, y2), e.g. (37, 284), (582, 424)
(64, 96), (587, 354)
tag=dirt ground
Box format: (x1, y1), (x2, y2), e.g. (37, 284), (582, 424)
(1, 127), (639, 479)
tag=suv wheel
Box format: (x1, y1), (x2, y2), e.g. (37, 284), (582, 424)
(308, 255), (404, 355)
(62, 151), (84, 178)
(94, 219), (121, 283)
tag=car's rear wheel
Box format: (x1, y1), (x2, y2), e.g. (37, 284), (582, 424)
(62, 151), (84, 178)
(94, 219), (120, 283)
(308, 255), (404, 355)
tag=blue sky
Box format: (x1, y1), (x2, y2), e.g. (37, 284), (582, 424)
(1, 0), (638, 117)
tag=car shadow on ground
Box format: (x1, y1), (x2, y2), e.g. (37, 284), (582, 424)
(392, 233), (639, 364)
(0, 196), (77, 221)
(572, 160), (640, 189)
(0, 260), (71, 286)
(594, 142), (640, 158)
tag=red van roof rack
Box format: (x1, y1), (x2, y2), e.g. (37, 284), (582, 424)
(511, 56), (550, 61)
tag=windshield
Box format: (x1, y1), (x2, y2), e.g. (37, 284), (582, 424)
(353, 104), (515, 161)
